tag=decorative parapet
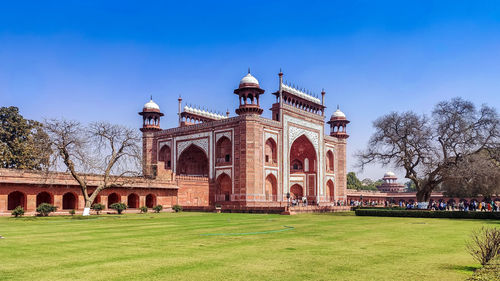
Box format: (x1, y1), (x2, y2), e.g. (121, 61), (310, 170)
(183, 105), (227, 120)
(281, 83), (321, 104)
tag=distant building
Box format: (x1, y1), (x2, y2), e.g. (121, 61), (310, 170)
(376, 172), (406, 193)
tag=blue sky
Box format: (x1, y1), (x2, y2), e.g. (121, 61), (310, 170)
(1, 1), (500, 181)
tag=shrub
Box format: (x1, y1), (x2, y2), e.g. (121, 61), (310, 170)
(110, 202), (127, 214)
(91, 203), (105, 215)
(354, 209), (500, 220)
(140, 206), (148, 213)
(69, 209), (75, 216)
(11, 206), (24, 217)
(467, 256), (500, 280)
(172, 204), (182, 213)
(36, 203), (57, 216)
(466, 227), (500, 266)
(153, 205), (163, 213)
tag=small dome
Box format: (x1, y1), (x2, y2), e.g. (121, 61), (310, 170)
(143, 99), (160, 111)
(384, 171), (396, 178)
(239, 73), (259, 87)
(332, 109), (346, 118)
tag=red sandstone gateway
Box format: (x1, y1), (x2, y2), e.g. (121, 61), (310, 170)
(0, 71), (352, 215)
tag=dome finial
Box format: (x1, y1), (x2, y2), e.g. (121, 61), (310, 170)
(337, 104), (340, 110)
(248, 67), (251, 74)
(150, 95), (153, 101)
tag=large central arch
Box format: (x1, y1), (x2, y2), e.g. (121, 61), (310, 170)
(290, 135), (317, 173)
(289, 135), (317, 199)
(177, 144), (208, 176)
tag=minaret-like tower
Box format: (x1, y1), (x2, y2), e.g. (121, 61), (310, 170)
(139, 97), (163, 132)
(139, 98), (163, 178)
(234, 70), (265, 115)
(328, 106), (350, 138)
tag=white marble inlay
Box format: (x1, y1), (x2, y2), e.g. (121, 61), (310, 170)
(216, 131), (232, 143)
(215, 168), (231, 180)
(177, 138), (209, 159)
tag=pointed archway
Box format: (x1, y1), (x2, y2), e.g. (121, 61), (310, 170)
(265, 174), (278, 201)
(216, 173), (232, 202)
(177, 144), (208, 176)
(36, 192), (53, 206)
(8, 191), (26, 210)
(290, 135), (317, 199)
(327, 180), (335, 202)
(62, 192), (77, 210)
(127, 193), (139, 208)
(290, 184), (303, 200)
(146, 194), (156, 208)
(108, 193), (120, 208)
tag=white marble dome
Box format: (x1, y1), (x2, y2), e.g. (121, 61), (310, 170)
(143, 99), (160, 111)
(332, 109), (346, 118)
(239, 73), (259, 86)
(384, 171), (396, 178)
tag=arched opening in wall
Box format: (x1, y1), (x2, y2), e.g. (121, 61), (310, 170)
(326, 150), (334, 172)
(216, 173), (232, 202)
(108, 193), (120, 208)
(146, 194), (156, 208)
(265, 138), (277, 165)
(36, 192), (53, 206)
(265, 174), (278, 201)
(177, 144), (208, 176)
(8, 191), (26, 210)
(327, 180), (335, 201)
(290, 184), (303, 200)
(62, 192), (77, 210)
(128, 193), (139, 208)
(216, 137), (232, 165)
(158, 145), (172, 169)
(290, 159), (303, 171)
(290, 135), (317, 174)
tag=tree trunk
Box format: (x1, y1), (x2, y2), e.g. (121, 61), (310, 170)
(416, 188), (432, 209)
(82, 199), (92, 216)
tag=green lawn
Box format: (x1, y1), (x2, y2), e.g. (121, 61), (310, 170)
(0, 212), (497, 281)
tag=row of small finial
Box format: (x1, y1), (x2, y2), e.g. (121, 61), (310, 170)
(283, 80), (320, 99)
(183, 103), (228, 119)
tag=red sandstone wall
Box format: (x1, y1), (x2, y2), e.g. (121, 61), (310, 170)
(176, 176), (210, 207)
(335, 141), (347, 199)
(0, 182), (177, 212)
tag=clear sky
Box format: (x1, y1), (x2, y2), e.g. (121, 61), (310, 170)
(1, 1), (500, 181)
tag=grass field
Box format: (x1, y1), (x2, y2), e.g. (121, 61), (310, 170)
(0, 212), (497, 281)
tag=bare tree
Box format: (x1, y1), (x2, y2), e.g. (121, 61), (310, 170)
(357, 98), (500, 204)
(441, 152), (500, 198)
(44, 119), (142, 215)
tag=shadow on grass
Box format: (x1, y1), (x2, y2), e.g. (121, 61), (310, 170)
(441, 264), (480, 274)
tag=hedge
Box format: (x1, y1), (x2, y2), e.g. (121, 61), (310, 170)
(352, 206), (406, 211)
(355, 209), (500, 219)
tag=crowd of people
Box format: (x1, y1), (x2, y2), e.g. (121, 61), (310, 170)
(348, 198), (500, 211)
(425, 200), (500, 212)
